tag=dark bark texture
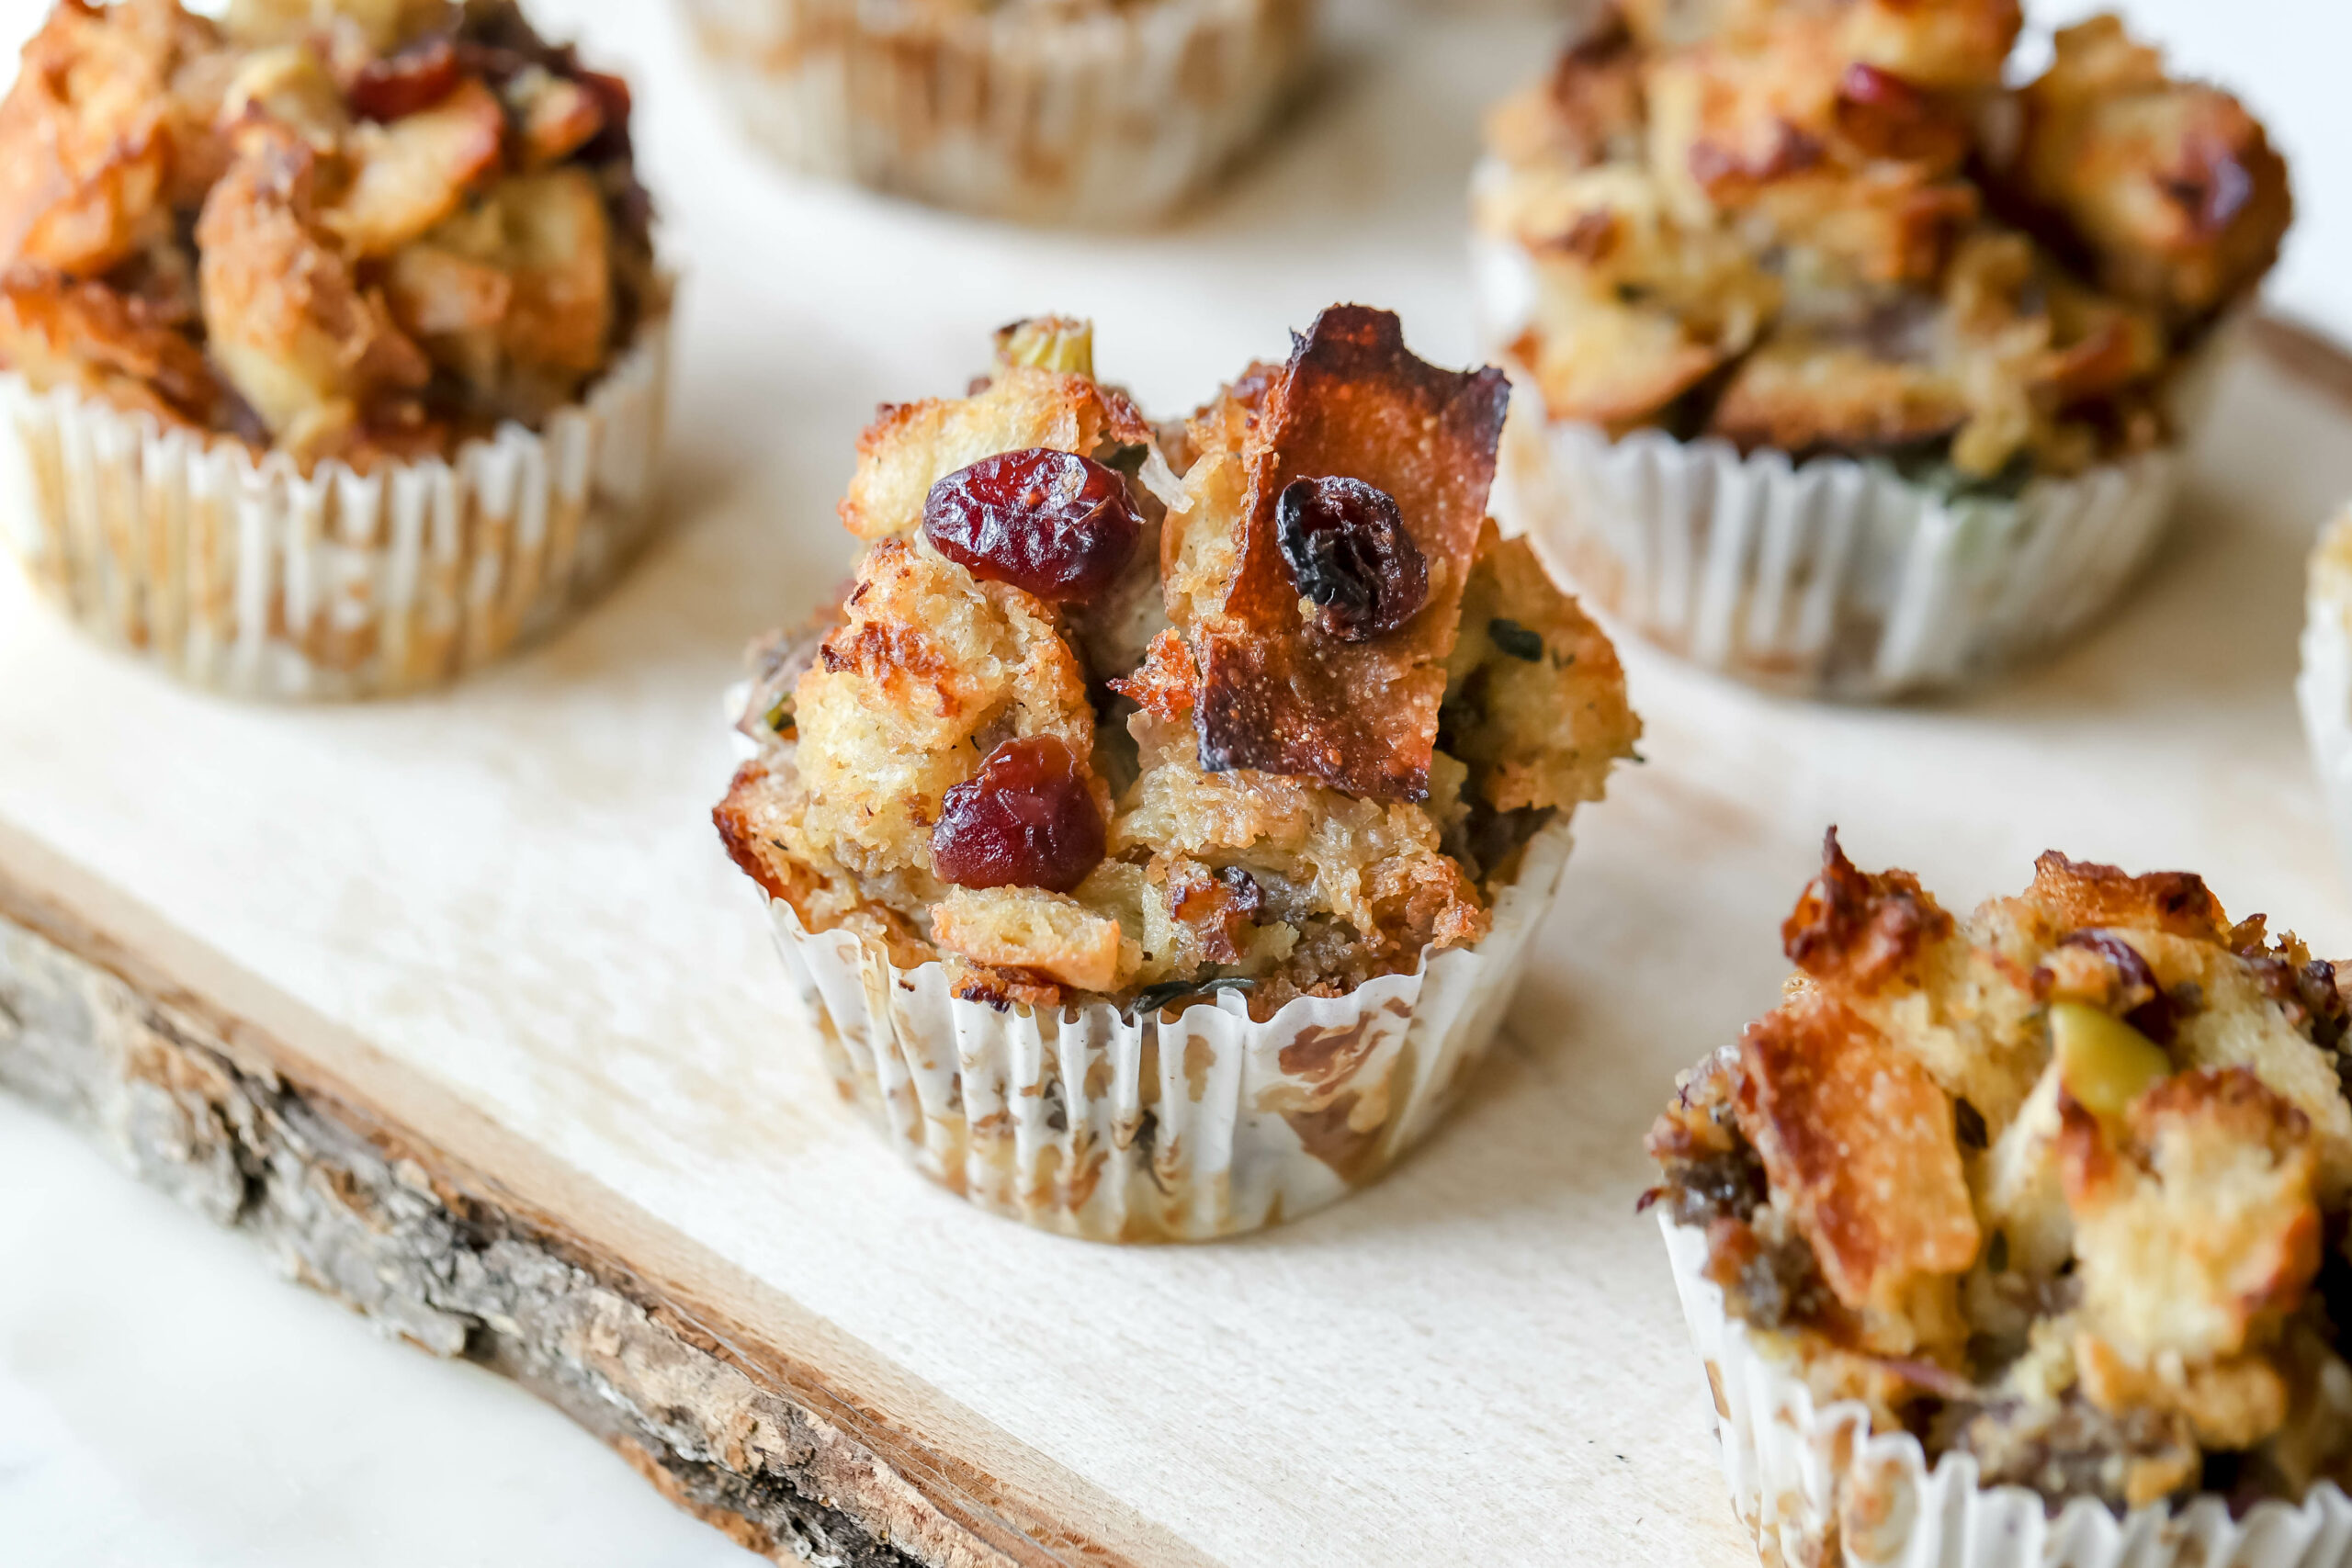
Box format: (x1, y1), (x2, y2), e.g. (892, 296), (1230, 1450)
(0, 904), (1033, 1568)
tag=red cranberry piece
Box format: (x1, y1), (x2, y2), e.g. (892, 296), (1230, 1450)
(1274, 476), (1429, 641)
(932, 737), (1105, 894)
(922, 448), (1141, 604)
(348, 37), (462, 121)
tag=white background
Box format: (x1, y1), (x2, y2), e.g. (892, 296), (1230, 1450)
(2, 0), (2346, 1564)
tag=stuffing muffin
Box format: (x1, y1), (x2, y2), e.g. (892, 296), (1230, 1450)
(676, 0), (1314, 227)
(1648, 834), (2352, 1529)
(718, 309), (1640, 1019)
(0, 0), (672, 698)
(1473, 2), (2290, 697)
(0, 0), (662, 470)
(1478, 3), (2286, 482)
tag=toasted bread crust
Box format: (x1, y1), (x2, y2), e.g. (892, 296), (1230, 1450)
(1783, 829), (1954, 993)
(2025, 850), (2228, 942)
(1995, 17), (2292, 320)
(0, 262), (223, 426)
(1737, 994), (1981, 1314)
(1191, 305), (1510, 802)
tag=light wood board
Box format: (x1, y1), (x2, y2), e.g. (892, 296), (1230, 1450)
(5, 1), (2352, 1562)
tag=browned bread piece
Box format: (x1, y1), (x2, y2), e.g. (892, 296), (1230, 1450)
(1995, 16), (2292, 322)
(1182, 305), (1510, 803)
(0, 0), (232, 278)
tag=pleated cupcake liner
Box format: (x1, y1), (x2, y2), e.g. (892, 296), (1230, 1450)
(676, 0), (1316, 227)
(1660, 1215), (2352, 1567)
(729, 686), (1573, 1242)
(0, 309), (672, 700)
(1471, 220), (2215, 701)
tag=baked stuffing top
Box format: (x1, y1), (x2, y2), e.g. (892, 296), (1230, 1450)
(1648, 834), (2352, 1514)
(717, 310), (1641, 1016)
(0, 0), (660, 469)
(1478, 0), (2291, 486)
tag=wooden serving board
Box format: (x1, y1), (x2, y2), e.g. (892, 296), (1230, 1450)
(5, 2), (2352, 1563)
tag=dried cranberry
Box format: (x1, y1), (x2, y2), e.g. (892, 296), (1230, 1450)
(932, 738), (1105, 894)
(348, 37), (462, 121)
(1274, 476), (1429, 641)
(922, 448), (1141, 604)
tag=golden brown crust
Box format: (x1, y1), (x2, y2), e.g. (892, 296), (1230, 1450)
(788, 536), (1098, 880)
(2063, 1067), (2320, 1448)
(1483, 12), (1645, 171)
(0, 262), (222, 426)
(2025, 850), (2229, 942)
(1440, 523), (1641, 815)
(0, 0), (229, 276)
(324, 76), (503, 257)
(1106, 628), (1197, 721)
(390, 167), (617, 423)
(930, 886), (1125, 994)
(1707, 335), (1971, 457)
(1782, 829), (1954, 994)
(1736, 993), (1981, 1313)
(1190, 305), (1510, 803)
(197, 126), (433, 455)
(712, 761), (801, 907)
(1996, 16), (2292, 321)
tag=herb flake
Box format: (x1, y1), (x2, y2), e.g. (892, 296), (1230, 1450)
(1489, 618), (1544, 662)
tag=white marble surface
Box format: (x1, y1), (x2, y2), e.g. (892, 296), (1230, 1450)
(1, 0), (2348, 1564)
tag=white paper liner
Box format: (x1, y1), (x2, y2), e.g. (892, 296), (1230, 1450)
(675, 0), (1315, 227)
(0, 310), (673, 699)
(752, 814), (1574, 1242)
(1470, 221), (2206, 701)
(2299, 508), (2352, 894)
(1659, 1214), (2352, 1567)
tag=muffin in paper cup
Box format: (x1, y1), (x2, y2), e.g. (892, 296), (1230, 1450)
(1470, 3), (2290, 700)
(0, 314), (671, 699)
(716, 310), (1639, 1239)
(676, 0), (1316, 226)
(1647, 837), (2352, 1567)
(2300, 507), (2352, 891)
(0, 0), (673, 697)
(1659, 1214), (2352, 1568)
